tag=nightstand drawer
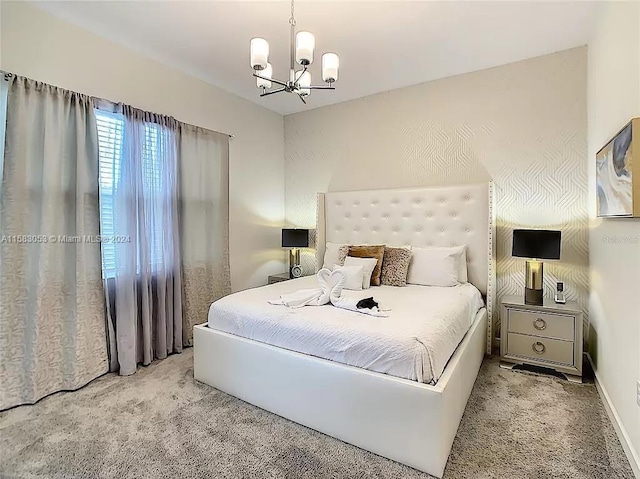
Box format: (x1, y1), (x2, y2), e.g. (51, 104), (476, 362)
(508, 309), (574, 341)
(507, 333), (574, 365)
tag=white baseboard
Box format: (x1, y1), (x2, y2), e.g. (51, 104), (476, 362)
(586, 353), (640, 478)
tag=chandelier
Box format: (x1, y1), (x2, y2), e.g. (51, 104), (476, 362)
(250, 0), (339, 104)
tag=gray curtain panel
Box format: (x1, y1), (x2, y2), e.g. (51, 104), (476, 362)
(102, 103), (183, 375)
(178, 124), (230, 346)
(0, 75), (108, 410)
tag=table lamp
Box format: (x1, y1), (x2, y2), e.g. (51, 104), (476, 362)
(282, 228), (309, 278)
(512, 229), (561, 305)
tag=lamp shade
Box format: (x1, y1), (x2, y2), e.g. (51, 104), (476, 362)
(297, 70), (311, 96)
(512, 229), (561, 260)
(322, 53), (339, 82)
(282, 228), (309, 248)
(295, 31), (315, 65)
(256, 63), (272, 88)
(250, 37), (269, 70)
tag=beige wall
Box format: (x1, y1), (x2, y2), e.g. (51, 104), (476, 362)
(587, 2), (640, 474)
(0, 1), (286, 292)
(285, 48), (589, 335)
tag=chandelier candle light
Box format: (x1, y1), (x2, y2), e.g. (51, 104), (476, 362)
(250, 0), (339, 104)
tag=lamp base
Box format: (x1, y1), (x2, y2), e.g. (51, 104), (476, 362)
(288, 248), (301, 279)
(524, 259), (544, 305)
(524, 287), (543, 305)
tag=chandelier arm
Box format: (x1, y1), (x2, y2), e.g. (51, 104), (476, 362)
(252, 73), (289, 88)
(259, 87), (287, 97)
(308, 85), (336, 90)
(293, 66), (307, 84)
(297, 93), (307, 104)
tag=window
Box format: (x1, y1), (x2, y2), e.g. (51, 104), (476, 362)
(96, 109), (172, 278)
(96, 110), (124, 277)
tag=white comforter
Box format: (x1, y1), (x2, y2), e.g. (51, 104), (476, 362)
(207, 276), (484, 383)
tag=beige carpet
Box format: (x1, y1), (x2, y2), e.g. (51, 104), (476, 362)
(0, 349), (634, 479)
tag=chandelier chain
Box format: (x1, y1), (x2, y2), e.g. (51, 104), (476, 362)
(289, 0), (296, 26)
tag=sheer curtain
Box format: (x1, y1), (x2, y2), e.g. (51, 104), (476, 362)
(100, 103), (183, 375)
(178, 124), (230, 346)
(0, 75), (108, 410)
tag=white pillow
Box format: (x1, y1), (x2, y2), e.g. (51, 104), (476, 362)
(410, 245), (468, 282)
(407, 246), (461, 287)
(343, 256), (378, 289)
(332, 264), (364, 291)
(323, 242), (347, 269)
(452, 245), (468, 283)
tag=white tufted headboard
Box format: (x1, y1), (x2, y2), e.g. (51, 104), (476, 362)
(315, 182), (495, 353)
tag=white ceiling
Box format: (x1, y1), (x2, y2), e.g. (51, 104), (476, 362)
(33, 1), (599, 116)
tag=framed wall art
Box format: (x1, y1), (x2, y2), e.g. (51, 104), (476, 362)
(596, 118), (639, 217)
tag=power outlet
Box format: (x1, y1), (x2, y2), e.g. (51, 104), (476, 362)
(637, 381), (640, 407)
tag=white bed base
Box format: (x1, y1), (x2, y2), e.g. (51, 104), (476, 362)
(194, 183), (495, 478)
(194, 308), (486, 478)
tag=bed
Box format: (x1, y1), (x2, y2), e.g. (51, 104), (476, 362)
(194, 183), (495, 478)
(208, 277), (484, 384)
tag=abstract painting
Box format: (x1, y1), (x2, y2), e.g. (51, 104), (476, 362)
(597, 119), (638, 217)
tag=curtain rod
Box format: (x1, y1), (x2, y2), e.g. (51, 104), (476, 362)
(92, 95), (235, 139)
(1, 70), (235, 139)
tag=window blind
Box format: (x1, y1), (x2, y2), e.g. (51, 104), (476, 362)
(96, 110), (124, 277)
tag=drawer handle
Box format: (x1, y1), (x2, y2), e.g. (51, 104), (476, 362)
(532, 342), (546, 354)
(533, 318), (547, 331)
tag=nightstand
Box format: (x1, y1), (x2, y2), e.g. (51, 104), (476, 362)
(268, 273), (291, 284)
(500, 295), (583, 383)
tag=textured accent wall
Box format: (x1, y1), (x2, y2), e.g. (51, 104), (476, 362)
(284, 47), (589, 336)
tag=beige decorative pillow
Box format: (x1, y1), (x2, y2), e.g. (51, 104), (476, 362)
(348, 245), (385, 286)
(381, 247), (413, 287)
